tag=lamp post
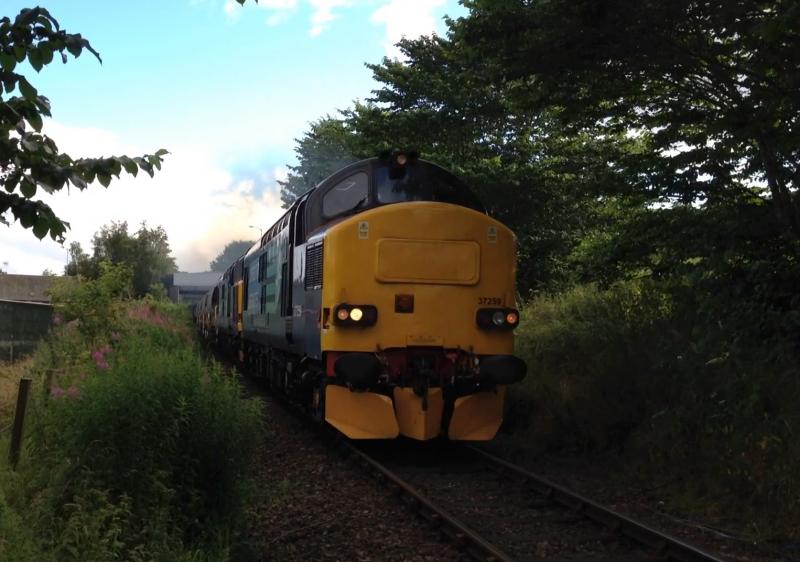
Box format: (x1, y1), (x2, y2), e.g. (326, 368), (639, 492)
(248, 225), (262, 238)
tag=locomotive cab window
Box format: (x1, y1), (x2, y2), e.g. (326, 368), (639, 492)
(322, 172), (369, 219)
(375, 163), (484, 213)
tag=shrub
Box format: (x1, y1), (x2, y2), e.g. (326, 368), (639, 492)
(511, 279), (800, 535)
(1, 280), (263, 561)
(512, 281), (677, 450)
(48, 262), (133, 343)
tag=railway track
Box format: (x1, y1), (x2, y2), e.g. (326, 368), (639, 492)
(233, 361), (725, 561)
(351, 440), (724, 562)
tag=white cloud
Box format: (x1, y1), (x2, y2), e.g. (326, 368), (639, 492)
(223, 0), (242, 19)
(222, 0), (449, 44)
(308, 0), (352, 36)
(266, 11), (292, 26)
(224, 0), (299, 25)
(274, 165), (289, 184)
(0, 121), (286, 274)
(371, 0), (446, 58)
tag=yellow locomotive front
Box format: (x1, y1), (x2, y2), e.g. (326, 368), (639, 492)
(318, 159), (526, 440)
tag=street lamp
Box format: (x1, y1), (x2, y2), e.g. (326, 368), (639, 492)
(248, 225), (263, 237)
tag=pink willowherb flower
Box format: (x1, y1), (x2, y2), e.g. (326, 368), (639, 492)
(110, 331), (122, 341)
(96, 360), (109, 370)
(51, 386), (66, 399)
(52, 313), (62, 326)
(66, 385), (81, 398)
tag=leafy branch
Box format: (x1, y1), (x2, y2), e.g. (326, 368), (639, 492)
(0, 7), (168, 242)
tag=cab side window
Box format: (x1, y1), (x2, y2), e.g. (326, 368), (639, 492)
(322, 172), (368, 219)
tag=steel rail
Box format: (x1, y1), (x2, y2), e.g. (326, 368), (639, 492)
(255, 383), (515, 562)
(466, 445), (723, 562)
(343, 440), (515, 562)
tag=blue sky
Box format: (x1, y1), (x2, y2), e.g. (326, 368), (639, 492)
(1, 0), (466, 274)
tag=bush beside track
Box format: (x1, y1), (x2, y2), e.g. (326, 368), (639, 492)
(0, 266), (262, 562)
(510, 280), (800, 538)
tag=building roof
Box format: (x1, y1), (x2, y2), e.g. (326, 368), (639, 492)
(0, 274), (55, 303)
(166, 272), (222, 289)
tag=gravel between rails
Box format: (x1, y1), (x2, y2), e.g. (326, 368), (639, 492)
(244, 390), (464, 562)
(359, 440), (659, 562)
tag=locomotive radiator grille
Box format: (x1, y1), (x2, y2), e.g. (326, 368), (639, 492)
(305, 242), (324, 290)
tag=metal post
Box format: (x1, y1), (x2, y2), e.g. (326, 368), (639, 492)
(9, 377), (31, 470)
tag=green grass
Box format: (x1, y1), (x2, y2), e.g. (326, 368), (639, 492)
(0, 295), (263, 562)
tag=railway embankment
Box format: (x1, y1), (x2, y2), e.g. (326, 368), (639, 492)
(0, 266), (262, 562)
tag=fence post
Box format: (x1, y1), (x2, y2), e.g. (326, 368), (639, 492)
(43, 368), (54, 399)
(9, 377), (31, 470)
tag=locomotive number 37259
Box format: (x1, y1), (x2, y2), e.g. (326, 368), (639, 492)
(478, 297), (503, 305)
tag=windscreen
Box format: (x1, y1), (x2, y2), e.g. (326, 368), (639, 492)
(375, 162), (485, 213)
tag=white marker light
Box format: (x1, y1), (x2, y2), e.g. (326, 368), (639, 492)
(349, 307), (364, 322)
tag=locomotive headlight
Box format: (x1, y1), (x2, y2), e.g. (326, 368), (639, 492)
(333, 304), (378, 327)
(476, 307), (520, 331)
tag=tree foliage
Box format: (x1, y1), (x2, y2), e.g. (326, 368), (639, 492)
(0, 7), (167, 242)
(278, 117), (367, 206)
(280, 35), (638, 292)
(66, 221), (177, 297)
(457, 0), (800, 235)
(209, 239), (254, 272)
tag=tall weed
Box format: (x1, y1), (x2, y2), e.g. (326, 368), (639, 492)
(1, 282), (262, 561)
(512, 280), (800, 534)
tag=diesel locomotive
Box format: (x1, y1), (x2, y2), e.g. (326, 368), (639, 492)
(195, 151), (526, 440)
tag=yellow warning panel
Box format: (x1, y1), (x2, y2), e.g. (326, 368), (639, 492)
(375, 239), (480, 285)
(393, 388), (444, 441)
(325, 385), (399, 439)
(448, 387), (506, 441)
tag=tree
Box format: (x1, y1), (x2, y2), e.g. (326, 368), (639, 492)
(278, 118), (368, 206)
(65, 221), (177, 297)
(65, 239), (94, 277)
(457, 0), (800, 237)
(280, 33), (637, 292)
(209, 240), (254, 272)
(0, 8), (167, 242)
